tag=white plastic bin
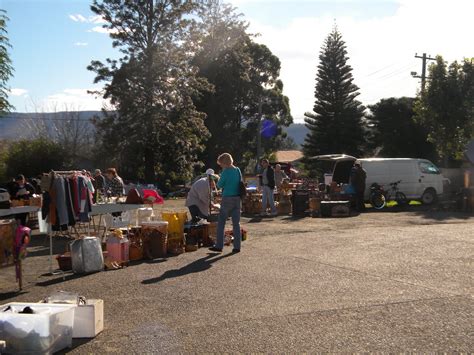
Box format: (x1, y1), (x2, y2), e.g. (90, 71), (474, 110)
(0, 302), (76, 354)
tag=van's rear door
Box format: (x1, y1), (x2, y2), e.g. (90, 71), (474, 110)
(309, 154), (357, 184)
(309, 154), (358, 162)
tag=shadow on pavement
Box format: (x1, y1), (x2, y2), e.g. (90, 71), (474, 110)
(280, 216), (306, 222)
(141, 253), (234, 284)
(0, 290), (28, 302)
(413, 210), (472, 221)
(246, 216), (263, 223)
(56, 338), (92, 354)
(35, 272), (91, 287)
(26, 235), (71, 258)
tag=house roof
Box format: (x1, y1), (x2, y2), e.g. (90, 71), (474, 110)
(274, 150), (303, 163)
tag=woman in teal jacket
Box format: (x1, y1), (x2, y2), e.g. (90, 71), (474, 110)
(209, 153), (242, 253)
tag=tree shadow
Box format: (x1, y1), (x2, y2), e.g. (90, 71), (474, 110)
(141, 253), (234, 285)
(363, 202), (472, 221)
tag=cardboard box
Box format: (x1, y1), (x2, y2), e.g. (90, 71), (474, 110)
(72, 299), (104, 338)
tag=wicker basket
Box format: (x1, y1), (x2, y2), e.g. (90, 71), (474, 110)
(141, 223), (168, 258)
(201, 222), (217, 247)
(128, 228), (144, 261)
(185, 244), (198, 252)
(30, 196), (43, 207)
(129, 243), (143, 261)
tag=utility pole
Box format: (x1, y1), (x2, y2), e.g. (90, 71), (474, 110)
(255, 98), (263, 174)
(412, 53), (436, 93)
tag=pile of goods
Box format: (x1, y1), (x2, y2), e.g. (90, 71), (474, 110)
(242, 193), (262, 215)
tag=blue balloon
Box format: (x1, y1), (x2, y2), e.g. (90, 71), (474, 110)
(261, 119), (277, 139)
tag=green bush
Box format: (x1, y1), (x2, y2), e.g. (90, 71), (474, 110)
(5, 138), (66, 179)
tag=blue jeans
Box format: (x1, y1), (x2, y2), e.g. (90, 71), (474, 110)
(262, 186), (276, 214)
(216, 196), (241, 250)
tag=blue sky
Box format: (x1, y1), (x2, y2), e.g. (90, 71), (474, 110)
(3, 0), (473, 121)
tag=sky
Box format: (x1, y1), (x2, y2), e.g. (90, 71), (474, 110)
(3, 0), (474, 122)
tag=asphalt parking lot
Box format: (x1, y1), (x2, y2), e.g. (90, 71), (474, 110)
(1, 202), (473, 353)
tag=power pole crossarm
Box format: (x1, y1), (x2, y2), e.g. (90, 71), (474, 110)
(413, 53), (436, 93)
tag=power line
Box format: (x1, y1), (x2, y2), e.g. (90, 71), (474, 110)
(365, 63), (398, 77)
(376, 63), (414, 80)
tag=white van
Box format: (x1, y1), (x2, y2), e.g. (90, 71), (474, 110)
(312, 155), (448, 204)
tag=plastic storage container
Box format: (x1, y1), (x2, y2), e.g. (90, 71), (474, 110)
(70, 237), (104, 274)
(106, 234), (130, 264)
(161, 212), (187, 254)
(137, 207), (154, 224)
(0, 302), (76, 354)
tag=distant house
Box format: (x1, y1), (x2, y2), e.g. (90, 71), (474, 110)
(274, 150), (303, 163)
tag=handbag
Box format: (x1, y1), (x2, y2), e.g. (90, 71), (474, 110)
(238, 169), (247, 198)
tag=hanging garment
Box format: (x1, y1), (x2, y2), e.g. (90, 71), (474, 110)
(53, 176), (68, 226)
(78, 176), (93, 222)
(64, 178), (76, 227)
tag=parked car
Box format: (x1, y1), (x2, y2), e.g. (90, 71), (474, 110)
(311, 155), (449, 204)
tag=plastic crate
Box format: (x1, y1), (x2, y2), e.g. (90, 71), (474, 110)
(0, 302), (76, 354)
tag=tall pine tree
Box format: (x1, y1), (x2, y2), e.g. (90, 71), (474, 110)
(303, 27), (365, 159)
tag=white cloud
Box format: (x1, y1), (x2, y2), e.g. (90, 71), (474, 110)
(88, 25), (118, 34)
(74, 42), (88, 46)
(69, 14), (87, 23)
(230, 0), (474, 122)
(69, 14), (107, 25)
(89, 15), (107, 24)
(42, 88), (110, 111)
(9, 88), (28, 96)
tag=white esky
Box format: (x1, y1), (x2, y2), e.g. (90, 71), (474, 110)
(231, 0), (474, 122)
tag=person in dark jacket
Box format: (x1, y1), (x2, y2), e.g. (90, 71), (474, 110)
(259, 159), (277, 216)
(350, 161), (367, 212)
(10, 174), (35, 200)
(10, 174), (36, 225)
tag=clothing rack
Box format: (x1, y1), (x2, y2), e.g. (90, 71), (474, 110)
(46, 170), (91, 274)
(50, 170), (83, 176)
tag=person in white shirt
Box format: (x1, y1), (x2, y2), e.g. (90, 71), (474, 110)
(274, 164), (289, 189)
(185, 169), (219, 222)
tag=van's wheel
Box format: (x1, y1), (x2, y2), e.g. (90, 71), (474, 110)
(421, 188), (437, 205)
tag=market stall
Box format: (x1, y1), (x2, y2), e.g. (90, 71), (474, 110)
(37, 170), (148, 273)
(0, 205), (41, 219)
(242, 176), (354, 218)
